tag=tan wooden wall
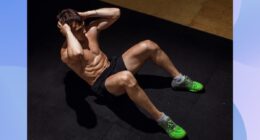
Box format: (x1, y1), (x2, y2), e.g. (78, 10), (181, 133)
(101, 0), (232, 39)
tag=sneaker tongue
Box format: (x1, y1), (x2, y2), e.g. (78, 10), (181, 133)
(159, 118), (175, 130)
(184, 77), (193, 87)
(167, 119), (176, 130)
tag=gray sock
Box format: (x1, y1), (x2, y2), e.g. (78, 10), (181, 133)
(171, 74), (185, 87)
(156, 113), (169, 124)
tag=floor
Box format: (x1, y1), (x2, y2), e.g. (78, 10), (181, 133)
(101, 0), (233, 39)
(29, 0), (232, 140)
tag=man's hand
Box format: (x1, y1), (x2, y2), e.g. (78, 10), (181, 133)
(57, 21), (71, 36)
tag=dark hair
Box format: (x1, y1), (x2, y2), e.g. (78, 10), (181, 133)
(57, 9), (83, 27)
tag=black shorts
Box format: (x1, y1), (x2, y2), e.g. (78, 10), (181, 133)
(91, 56), (127, 100)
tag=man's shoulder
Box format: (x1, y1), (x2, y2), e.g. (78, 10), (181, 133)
(85, 26), (99, 35)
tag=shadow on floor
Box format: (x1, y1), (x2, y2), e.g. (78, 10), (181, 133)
(64, 71), (177, 133)
(135, 74), (172, 89)
(136, 74), (205, 93)
(64, 71), (97, 129)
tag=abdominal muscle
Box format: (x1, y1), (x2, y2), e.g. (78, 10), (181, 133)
(65, 26), (111, 86)
(69, 52), (110, 86)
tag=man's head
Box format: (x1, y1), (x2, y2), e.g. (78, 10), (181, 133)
(57, 9), (85, 37)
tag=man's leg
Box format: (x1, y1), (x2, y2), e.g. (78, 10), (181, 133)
(104, 70), (186, 139)
(104, 71), (163, 120)
(122, 39), (180, 77)
(122, 39), (203, 92)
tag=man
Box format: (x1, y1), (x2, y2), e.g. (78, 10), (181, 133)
(57, 8), (203, 139)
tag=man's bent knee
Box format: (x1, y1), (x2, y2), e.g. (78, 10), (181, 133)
(118, 71), (137, 88)
(140, 39), (160, 52)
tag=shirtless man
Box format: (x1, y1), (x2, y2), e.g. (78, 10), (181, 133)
(57, 8), (203, 139)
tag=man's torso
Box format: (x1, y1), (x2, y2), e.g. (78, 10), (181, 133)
(61, 26), (110, 85)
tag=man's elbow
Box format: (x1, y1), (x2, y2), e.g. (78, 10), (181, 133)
(68, 52), (83, 61)
(61, 55), (68, 63)
(72, 52), (83, 57)
(112, 8), (120, 19)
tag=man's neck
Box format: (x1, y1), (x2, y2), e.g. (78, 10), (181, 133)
(78, 36), (89, 49)
(77, 34), (86, 43)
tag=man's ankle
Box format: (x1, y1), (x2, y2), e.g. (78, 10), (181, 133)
(172, 74), (185, 87)
(156, 112), (169, 124)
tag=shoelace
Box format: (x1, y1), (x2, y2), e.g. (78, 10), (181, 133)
(167, 119), (177, 131)
(184, 76), (194, 88)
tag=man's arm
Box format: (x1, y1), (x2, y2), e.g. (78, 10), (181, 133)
(78, 8), (120, 31)
(58, 22), (83, 62)
(66, 29), (84, 61)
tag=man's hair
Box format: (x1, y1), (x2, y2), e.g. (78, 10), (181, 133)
(57, 9), (83, 27)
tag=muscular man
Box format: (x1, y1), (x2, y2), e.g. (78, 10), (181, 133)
(57, 8), (203, 139)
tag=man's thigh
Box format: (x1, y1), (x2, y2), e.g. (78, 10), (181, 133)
(122, 40), (151, 74)
(104, 71), (127, 96)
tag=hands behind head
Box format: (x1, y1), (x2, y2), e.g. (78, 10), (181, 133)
(57, 21), (71, 36)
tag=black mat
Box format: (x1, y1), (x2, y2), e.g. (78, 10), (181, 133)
(29, 0), (232, 140)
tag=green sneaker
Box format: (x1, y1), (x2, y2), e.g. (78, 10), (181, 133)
(172, 75), (204, 92)
(159, 117), (186, 139)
